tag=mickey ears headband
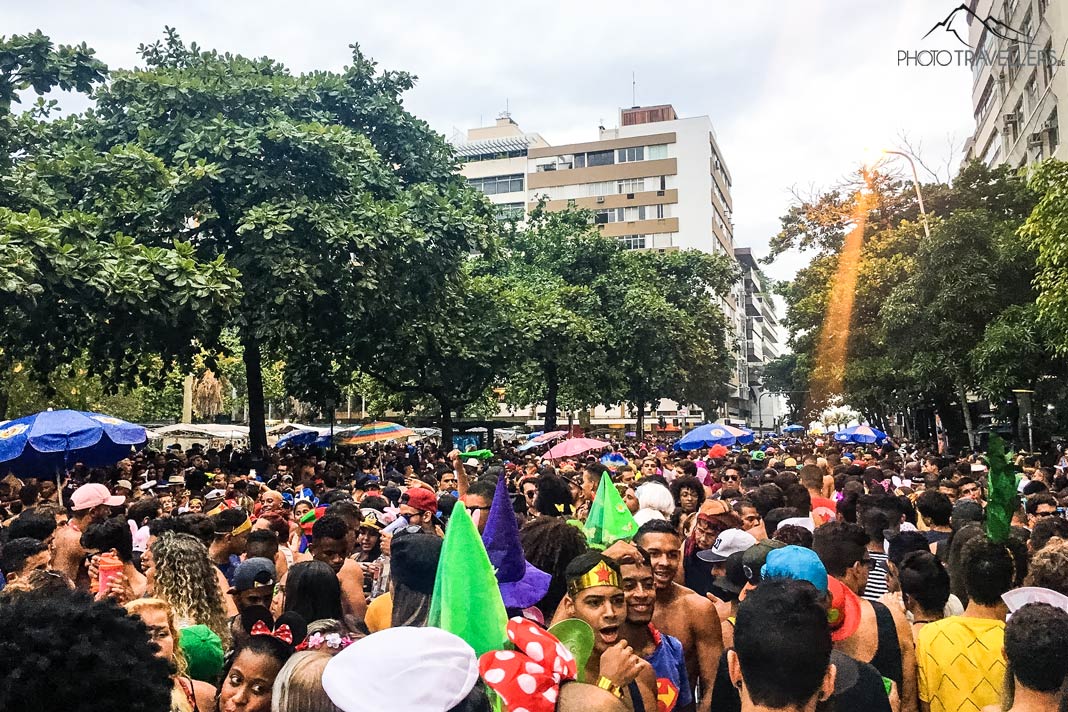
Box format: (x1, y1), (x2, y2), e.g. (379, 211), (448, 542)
(250, 619), (294, 645)
(479, 618), (577, 712)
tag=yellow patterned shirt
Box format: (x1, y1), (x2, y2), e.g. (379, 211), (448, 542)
(916, 616), (1006, 712)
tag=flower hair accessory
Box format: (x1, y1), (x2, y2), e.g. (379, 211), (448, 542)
(478, 617), (577, 712)
(296, 631), (355, 652)
(250, 619), (293, 645)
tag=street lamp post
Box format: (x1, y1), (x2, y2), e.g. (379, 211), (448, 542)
(882, 150), (931, 238)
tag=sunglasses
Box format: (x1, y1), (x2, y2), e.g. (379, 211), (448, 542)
(722, 475), (740, 482)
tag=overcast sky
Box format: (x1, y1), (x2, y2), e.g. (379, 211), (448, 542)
(5, 0), (975, 281)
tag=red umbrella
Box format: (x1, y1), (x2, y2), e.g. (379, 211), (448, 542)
(543, 438), (610, 460)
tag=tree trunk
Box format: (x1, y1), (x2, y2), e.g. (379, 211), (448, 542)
(956, 381), (976, 451)
(242, 333), (268, 456)
(636, 402), (646, 440)
(544, 361), (559, 432)
(440, 403), (454, 450)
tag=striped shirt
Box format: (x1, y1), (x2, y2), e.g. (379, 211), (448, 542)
(862, 551), (890, 601)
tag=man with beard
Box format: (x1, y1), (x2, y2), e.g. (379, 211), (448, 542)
(560, 551), (658, 712)
(634, 520), (723, 712)
(612, 547), (694, 712)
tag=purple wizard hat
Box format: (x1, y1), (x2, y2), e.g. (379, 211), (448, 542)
(481, 472), (551, 609)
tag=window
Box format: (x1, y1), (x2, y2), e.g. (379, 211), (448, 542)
(617, 146), (644, 163)
(1011, 98), (1024, 143)
(647, 144), (668, 160)
(467, 174), (524, 195)
(618, 235), (647, 250)
(1040, 0), (1048, 16)
(617, 178), (645, 193)
(588, 181), (612, 196)
(1008, 42), (1022, 82)
(623, 206), (647, 221)
(975, 78), (996, 125)
(1026, 72), (1039, 111)
(654, 204), (665, 219)
(1004, 0), (1018, 21)
(1021, 9), (1033, 39)
(981, 131), (1002, 166)
(1042, 41), (1055, 86)
(594, 208), (625, 224)
(659, 175), (667, 191)
(495, 203), (524, 221)
(974, 31), (996, 80)
(574, 153), (585, 169)
(1048, 108), (1060, 152)
(463, 148), (528, 162)
(585, 150), (614, 167)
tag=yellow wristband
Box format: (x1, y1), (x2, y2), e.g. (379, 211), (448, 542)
(596, 676), (624, 698)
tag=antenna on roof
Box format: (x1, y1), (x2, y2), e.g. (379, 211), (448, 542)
(632, 71), (636, 107)
(497, 98), (512, 122)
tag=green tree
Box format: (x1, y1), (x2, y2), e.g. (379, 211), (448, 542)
(497, 204), (622, 430)
(355, 268), (531, 447)
(602, 248), (737, 438)
(883, 162), (1037, 447)
(1, 32), (241, 420)
(64, 29), (495, 453)
(1022, 159), (1068, 352)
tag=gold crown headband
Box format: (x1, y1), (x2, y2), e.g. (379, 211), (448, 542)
(568, 560), (621, 597)
(230, 516), (252, 536)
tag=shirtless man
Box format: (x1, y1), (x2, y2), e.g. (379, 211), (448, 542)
(560, 551), (658, 712)
(610, 547), (695, 712)
(52, 483), (124, 588)
(304, 513), (368, 624)
(634, 520), (723, 712)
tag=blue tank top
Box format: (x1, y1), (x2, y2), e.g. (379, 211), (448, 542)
(645, 625), (692, 712)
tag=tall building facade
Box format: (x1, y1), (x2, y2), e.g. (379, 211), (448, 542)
(964, 0), (1065, 167)
(454, 105), (774, 428)
(735, 248), (788, 432)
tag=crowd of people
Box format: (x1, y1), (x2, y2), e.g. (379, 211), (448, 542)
(1, 433), (1068, 712)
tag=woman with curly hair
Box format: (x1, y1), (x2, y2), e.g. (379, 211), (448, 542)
(670, 474), (707, 537)
(146, 532), (232, 648)
(127, 598), (218, 712)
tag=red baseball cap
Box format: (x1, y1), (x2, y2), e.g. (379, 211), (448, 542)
(403, 488), (439, 514)
(826, 576), (862, 642)
(70, 483), (125, 511)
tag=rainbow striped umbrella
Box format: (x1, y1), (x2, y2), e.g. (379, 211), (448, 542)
(336, 421), (415, 446)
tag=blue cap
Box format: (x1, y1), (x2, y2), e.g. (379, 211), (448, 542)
(762, 545), (828, 593)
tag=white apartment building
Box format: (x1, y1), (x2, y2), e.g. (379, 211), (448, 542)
(454, 105), (762, 428)
(735, 248), (788, 433)
(964, 0), (1065, 167)
(453, 116), (548, 221)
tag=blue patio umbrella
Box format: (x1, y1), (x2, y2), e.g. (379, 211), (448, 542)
(674, 423), (746, 451)
(600, 452), (629, 467)
(783, 424), (806, 433)
(836, 424), (887, 444)
(275, 429), (320, 448)
(0, 409), (147, 477)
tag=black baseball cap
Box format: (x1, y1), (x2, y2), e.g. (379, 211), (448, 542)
(740, 538), (786, 586)
(230, 557), (276, 592)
